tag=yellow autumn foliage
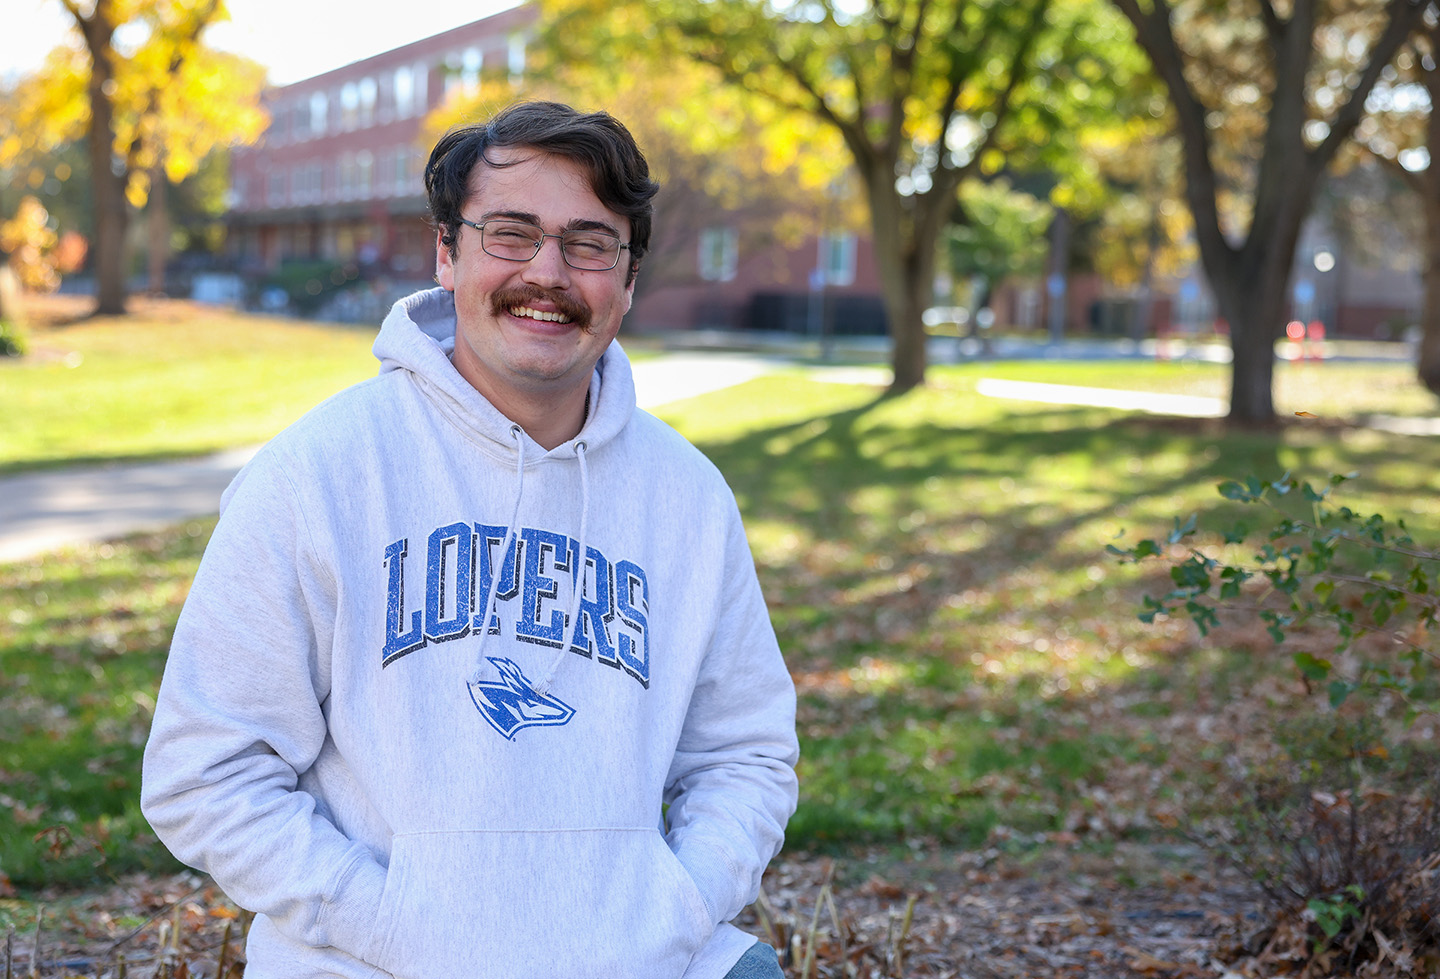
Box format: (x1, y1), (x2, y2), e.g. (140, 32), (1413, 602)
(0, 0), (268, 208)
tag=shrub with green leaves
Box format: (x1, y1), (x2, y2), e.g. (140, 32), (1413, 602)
(1110, 473), (1440, 975)
(1111, 472), (1438, 718)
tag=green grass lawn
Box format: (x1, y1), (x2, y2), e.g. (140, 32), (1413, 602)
(3, 303), (1439, 894)
(0, 297), (377, 474)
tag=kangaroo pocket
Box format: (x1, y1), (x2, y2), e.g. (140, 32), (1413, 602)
(363, 828), (714, 979)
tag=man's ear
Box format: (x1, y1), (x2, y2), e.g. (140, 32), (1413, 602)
(436, 229), (455, 291)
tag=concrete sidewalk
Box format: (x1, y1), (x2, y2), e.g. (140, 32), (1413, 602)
(0, 352), (784, 563)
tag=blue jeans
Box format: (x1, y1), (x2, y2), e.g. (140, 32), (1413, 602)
(722, 942), (784, 979)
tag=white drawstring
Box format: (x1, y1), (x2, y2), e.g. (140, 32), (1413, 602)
(534, 439), (589, 696)
(468, 424), (526, 686)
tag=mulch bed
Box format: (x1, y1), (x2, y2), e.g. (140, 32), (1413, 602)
(6, 841), (1272, 978)
(746, 843), (1266, 978)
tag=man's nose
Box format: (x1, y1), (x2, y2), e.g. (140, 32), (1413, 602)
(522, 234), (572, 285)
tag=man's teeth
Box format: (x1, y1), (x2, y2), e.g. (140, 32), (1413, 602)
(510, 305), (571, 323)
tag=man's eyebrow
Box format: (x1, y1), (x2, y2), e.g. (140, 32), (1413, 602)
(480, 210), (622, 238)
(565, 218), (623, 238)
(480, 209), (541, 225)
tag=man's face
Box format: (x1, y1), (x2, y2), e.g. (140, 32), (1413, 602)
(436, 146), (634, 416)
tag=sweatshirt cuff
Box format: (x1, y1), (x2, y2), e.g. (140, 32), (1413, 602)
(674, 840), (741, 927)
(314, 850), (388, 957)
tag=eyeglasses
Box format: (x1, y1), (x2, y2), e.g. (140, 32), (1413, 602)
(459, 218), (630, 272)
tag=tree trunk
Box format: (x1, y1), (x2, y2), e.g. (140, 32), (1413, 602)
(1046, 210), (1070, 342)
(80, 5), (129, 316)
(1418, 192), (1440, 396)
(1415, 65), (1440, 397)
(865, 177), (933, 394)
(887, 257), (930, 393)
(147, 164), (169, 295)
(871, 242), (932, 394)
(1219, 284), (1284, 425)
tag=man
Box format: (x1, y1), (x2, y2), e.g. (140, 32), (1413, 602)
(142, 101), (799, 979)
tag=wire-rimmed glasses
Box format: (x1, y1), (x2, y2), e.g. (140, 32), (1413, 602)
(459, 218), (630, 271)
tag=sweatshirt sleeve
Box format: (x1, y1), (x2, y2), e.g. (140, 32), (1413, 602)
(662, 501), (799, 928)
(141, 452), (386, 959)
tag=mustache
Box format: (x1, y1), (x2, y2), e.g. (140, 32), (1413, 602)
(490, 285), (593, 333)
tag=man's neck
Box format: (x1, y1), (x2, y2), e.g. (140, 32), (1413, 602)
(482, 377), (590, 451)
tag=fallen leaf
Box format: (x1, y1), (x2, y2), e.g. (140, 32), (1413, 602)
(858, 874), (905, 899)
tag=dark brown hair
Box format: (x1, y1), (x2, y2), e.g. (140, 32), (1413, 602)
(425, 101), (659, 284)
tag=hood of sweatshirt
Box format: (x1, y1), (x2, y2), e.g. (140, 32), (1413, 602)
(371, 287), (634, 694)
(373, 286), (635, 464)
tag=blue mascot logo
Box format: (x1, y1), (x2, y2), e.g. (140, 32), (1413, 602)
(467, 658), (576, 740)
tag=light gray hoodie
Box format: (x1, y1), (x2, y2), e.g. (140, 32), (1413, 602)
(141, 288), (800, 979)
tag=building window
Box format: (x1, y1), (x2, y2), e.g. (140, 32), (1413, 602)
(310, 91), (328, 135)
(819, 232), (856, 287)
(462, 48), (482, 94)
(698, 227), (738, 282)
(413, 62), (429, 114)
(341, 82), (359, 130)
(391, 146), (413, 196)
(359, 77), (377, 127)
(394, 66), (414, 118)
(443, 52), (463, 97)
(266, 171), (286, 208)
(508, 34), (526, 81)
(339, 152), (355, 199)
(357, 150), (374, 198)
(288, 162), (322, 204)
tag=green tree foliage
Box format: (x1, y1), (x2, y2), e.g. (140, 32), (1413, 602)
(538, 0), (1144, 391)
(421, 61), (854, 303)
(1084, 120), (1197, 299)
(943, 177), (1052, 314)
(1109, 0), (1431, 425)
(0, 0), (267, 314)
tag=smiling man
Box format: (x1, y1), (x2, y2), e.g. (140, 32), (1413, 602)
(142, 102), (799, 979)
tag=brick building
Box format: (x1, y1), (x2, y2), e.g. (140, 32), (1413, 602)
(226, 6), (533, 285)
(224, 6), (888, 334)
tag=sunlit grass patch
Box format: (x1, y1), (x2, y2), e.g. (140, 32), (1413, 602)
(0, 521), (211, 889)
(0, 299), (375, 473)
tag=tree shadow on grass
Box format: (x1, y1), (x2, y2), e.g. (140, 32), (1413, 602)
(685, 385), (1440, 849)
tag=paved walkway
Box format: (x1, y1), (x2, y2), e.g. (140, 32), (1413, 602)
(4, 355), (1436, 562)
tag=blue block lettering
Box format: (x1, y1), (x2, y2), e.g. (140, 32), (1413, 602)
(425, 521), (474, 642)
(474, 523), (520, 635)
(614, 559), (650, 687)
(382, 538), (425, 666)
(516, 527), (570, 647)
(571, 544), (615, 664)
